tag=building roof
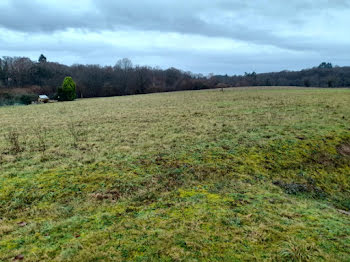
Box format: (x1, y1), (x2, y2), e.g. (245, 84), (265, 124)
(39, 95), (49, 99)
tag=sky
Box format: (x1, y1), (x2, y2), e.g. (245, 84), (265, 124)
(0, 0), (349, 75)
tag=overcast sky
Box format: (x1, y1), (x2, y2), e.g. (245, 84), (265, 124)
(0, 0), (349, 75)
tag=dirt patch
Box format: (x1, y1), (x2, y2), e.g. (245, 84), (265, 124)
(311, 152), (333, 166)
(337, 209), (350, 216)
(90, 190), (121, 201)
(337, 143), (350, 156)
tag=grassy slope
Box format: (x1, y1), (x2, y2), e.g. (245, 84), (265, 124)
(0, 87), (349, 261)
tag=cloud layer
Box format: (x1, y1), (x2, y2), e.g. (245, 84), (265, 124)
(0, 0), (349, 74)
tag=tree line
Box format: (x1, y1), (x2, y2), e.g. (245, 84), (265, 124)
(213, 62), (350, 88)
(0, 55), (214, 104)
(0, 55), (349, 105)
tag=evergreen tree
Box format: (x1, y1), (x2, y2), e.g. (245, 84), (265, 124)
(318, 62), (333, 69)
(38, 54), (47, 63)
(57, 77), (76, 101)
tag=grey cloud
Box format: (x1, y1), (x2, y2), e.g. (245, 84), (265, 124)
(1, 0), (349, 51)
(0, 0), (98, 32)
(0, 0), (349, 74)
(0, 29), (347, 75)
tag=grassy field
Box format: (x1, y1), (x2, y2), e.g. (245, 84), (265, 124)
(0, 87), (349, 261)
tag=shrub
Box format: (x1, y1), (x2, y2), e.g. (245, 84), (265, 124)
(19, 94), (36, 105)
(57, 77), (76, 101)
(0, 93), (14, 106)
(5, 129), (26, 154)
(0, 93), (36, 106)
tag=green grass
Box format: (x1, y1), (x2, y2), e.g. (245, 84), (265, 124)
(0, 87), (349, 261)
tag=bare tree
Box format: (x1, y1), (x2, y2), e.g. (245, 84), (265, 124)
(114, 58), (133, 94)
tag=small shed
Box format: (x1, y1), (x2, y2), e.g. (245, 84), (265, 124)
(38, 95), (49, 103)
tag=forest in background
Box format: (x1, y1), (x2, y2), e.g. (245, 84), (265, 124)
(0, 55), (348, 105)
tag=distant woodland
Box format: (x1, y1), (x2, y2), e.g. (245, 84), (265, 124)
(0, 55), (349, 105)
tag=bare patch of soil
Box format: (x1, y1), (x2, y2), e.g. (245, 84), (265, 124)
(338, 143), (350, 156)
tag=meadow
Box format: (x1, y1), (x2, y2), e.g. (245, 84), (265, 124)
(0, 87), (349, 261)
